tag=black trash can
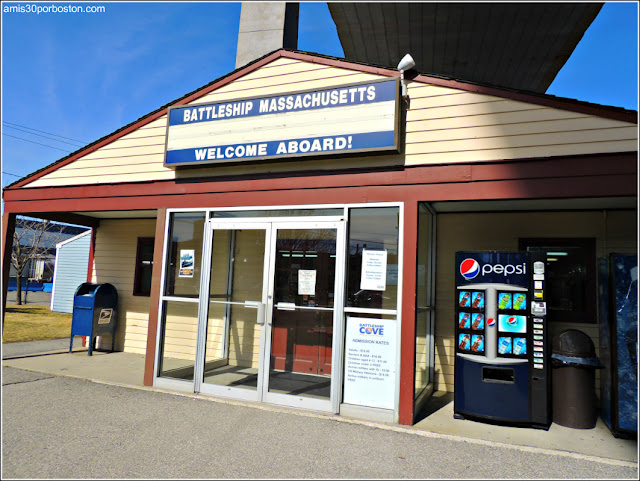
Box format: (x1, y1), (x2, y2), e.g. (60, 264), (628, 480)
(551, 329), (603, 429)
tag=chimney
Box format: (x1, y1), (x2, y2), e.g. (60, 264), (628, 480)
(235, 2), (299, 69)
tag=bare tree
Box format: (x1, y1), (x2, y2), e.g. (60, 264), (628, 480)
(11, 217), (66, 305)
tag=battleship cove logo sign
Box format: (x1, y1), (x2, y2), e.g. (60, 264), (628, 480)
(164, 79), (399, 167)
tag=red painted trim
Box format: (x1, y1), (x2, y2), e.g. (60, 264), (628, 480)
(86, 227), (97, 282)
(399, 201), (418, 425)
(144, 208), (166, 386)
(2, 213), (17, 327)
(3, 152), (636, 204)
(3, 173), (636, 216)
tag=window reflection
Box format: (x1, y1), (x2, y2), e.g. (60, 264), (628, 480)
(347, 207), (399, 310)
(164, 212), (206, 298)
(519, 238), (596, 323)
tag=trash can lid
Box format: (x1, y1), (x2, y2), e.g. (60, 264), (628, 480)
(551, 329), (597, 358)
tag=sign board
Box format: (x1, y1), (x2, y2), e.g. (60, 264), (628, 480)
(297, 269), (316, 296)
(165, 79), (399, 166)
(343, 317), (397, 410)
(179, 249), (195, 278)
(98, 308), (113, 325)
(360, 249), (388, 291)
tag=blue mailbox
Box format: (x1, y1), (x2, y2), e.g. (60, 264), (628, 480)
(69, 283), (118, 356)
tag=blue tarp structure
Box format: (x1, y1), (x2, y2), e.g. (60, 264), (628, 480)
(7, 279), (45, 291)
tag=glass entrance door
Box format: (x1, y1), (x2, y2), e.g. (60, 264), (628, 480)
(197, 222), (271, 401)
(197, 219), (345, 412)
(263, 222), (345, 412)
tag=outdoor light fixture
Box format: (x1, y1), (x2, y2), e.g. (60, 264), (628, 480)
(397, 53), (416, 97)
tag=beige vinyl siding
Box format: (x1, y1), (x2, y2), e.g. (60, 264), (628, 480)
(404, 83), (637, 165)
(433, 209), (637, 394)
(91, 218), (156, 354)
(161, 301), (199, 364)
(26, 116), (173, 187)
(204, 228), (263, 369)
(24, 56), (637, 188)
(414, 310), (430, 392)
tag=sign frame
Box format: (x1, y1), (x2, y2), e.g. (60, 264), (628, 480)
(163, 78), (401, 168)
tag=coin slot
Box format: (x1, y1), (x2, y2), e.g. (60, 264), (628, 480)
(482, 367), (515, 384)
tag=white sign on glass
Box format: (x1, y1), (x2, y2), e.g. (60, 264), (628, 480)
(298, 269), (317, 296)
(179, 249), (195, 278)
(343, 316), (397, 410)
(360, 249), (387, 291)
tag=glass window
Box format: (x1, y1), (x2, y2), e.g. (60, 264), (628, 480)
(164, 212), (206, 298)
(133, 238), (154, 296)
(347, 207), (399, 311)
(415, 203), (436, 398)
(519, 238), (596, 323)
(157, 300), (199, 380)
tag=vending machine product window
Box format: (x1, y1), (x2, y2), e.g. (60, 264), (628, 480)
(456, 290), (486, 354)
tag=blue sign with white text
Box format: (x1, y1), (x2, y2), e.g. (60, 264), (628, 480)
(169, 80), (397, 126)
(164, 79), (399, 166)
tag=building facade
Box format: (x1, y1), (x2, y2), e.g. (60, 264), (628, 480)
(2, 50), (637, 425)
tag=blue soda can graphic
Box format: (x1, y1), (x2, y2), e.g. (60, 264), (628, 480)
(459, 333), (471, 350)
(471, 335), (484, 353)
(513, 293), (526, 310)
(459, 291), (471, 307)
(498, 337), (512, 354)
(471, 292), (485, 309)
(458, 312), (471, 329)
(513, 337), (527, 355)
(471, 313), (484, 330)
(498, 292), (512, 309)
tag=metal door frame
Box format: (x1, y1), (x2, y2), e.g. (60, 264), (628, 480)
(194, 218), (345, 412)
(196, 221), (272, 402)
(261, 220), (346, 413)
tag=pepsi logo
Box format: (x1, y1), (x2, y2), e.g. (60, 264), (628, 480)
(507, 316), (518, 326)
(487, 318), (496, 327)
(460, 258), (480, 280)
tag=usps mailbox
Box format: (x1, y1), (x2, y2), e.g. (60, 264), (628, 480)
(69, 283), (118, 356)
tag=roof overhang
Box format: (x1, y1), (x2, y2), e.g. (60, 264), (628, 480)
(328, 2), (603, 93)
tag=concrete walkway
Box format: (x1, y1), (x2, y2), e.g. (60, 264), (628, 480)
(2, 340), (638, 471)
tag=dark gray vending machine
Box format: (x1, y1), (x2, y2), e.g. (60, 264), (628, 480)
(454, 251), (550, 429)
(598, 253), (638, 438)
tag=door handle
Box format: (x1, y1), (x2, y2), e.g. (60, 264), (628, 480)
(276, 302), (296, 311)
(244, 301), (266, 325)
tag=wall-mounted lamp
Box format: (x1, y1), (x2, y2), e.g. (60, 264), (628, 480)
(397, 53), (416, 97)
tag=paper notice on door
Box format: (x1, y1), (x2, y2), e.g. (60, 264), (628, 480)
(298, 269), (316, 296)
(360, 249), (387, 291)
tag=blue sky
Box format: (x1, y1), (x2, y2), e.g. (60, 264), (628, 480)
(1, 1), (638, 190)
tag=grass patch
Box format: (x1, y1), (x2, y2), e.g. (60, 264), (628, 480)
(2, 305), (72, 343)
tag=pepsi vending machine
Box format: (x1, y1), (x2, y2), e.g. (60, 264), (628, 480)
(454, 251), (550, 429)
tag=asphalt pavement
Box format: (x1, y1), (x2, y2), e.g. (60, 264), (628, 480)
(2, 365), (637, 479)
(2, 337), (83, 359)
